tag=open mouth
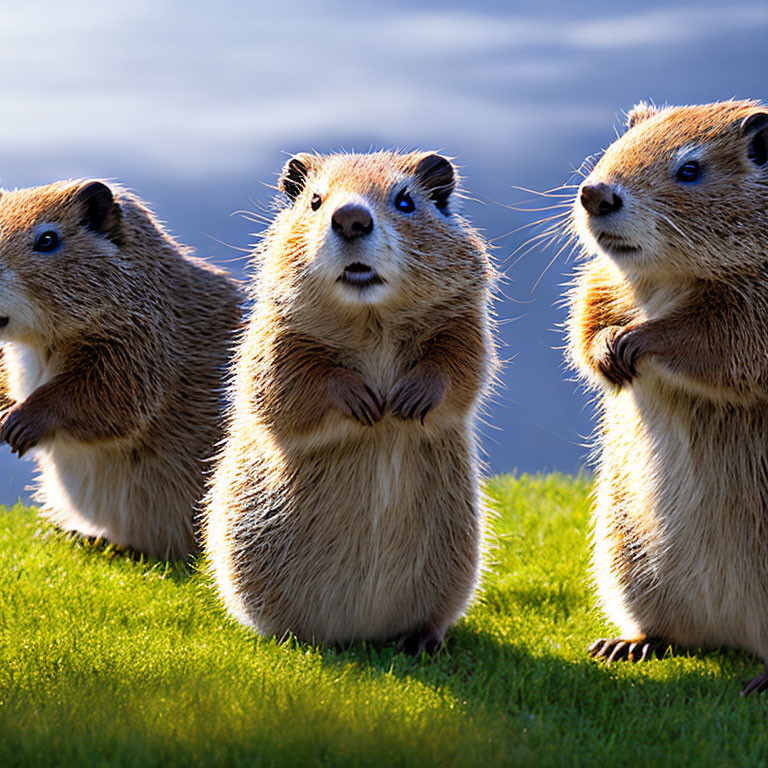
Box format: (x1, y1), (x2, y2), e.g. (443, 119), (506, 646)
(597, 232), (641, 255)
(337, 262), (383, 288)
(0, 318), (9, 328)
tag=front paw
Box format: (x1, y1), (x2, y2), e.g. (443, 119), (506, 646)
(387, 362), (447, 422)
(327, 370), (384, 426)
(597, 326), (647, 386)
(1, 405), (57, 457)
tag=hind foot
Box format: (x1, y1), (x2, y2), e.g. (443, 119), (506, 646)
(399, 628), (445, 656)
(742, 666), (768, 696)
(589, 636), (670, 665)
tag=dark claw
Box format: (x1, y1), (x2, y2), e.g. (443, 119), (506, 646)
(362, 385), (383, 425)
(2, 412), (38, 457)
(589, 637), (670, 664)
(627, 641), (651, 662)
(588, 638), (607, 657)
(347, 387), (381, 427)
(598, 329), (640, 386)
(597, 341), (626, 386)
(607, 640), (628, 665)
(399, 630), (443, 656)
(613, 328), (644, 381)
(330, 372), (383, 427)
(364, 385), (383, 416)
(742, 667), (768, 696)
(390, 389), (433, 423)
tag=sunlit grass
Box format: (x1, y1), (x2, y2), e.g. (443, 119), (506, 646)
(2, 474), (768, 767)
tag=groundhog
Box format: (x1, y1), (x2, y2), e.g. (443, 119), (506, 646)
(0, 179), (243, 560)
(203, 150), (496, 650)
(568, 99), (768, 694)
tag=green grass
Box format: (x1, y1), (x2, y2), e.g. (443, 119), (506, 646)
(3, 474), (768, 767)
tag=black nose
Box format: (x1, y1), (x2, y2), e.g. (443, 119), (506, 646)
(580, 183), (623, 217)
(332, 203), (374, 240)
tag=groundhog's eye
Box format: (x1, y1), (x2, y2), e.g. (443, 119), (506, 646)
(676, 161), (701, 184)
(33, 230), (61, 253)
(394, 189), (415, 214)
(310, 193), (322, 211)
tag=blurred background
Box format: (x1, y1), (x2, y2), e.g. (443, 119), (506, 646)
(0, 0), (766, 502)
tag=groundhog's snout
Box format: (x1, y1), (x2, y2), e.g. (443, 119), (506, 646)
(332, 203), (374, 241)
(580, 182), (623, 217)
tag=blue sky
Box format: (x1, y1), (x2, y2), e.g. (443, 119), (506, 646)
(0, 1), (766, 500)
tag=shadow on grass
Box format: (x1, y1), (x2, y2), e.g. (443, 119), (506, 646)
(8, 504), (768, 766)
(48, 524), (198, 584)
(317, 620), (765, 718)
(7, 625), (762, 768)
(6, 603), (768, 767)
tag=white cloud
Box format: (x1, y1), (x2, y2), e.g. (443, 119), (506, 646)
(0, 2), (765, 178)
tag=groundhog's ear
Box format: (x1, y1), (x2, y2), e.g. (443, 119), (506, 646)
(279, 154), (315, 201)
(415, 154), (455, 212)
(626, 102), (659, 130)
(77, 182), (122, 245)
(741, 112), (768, 166)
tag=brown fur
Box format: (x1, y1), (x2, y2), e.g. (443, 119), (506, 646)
(203, 150), (496, 646)
(0, 180), (243, 559)
(567, 100), (768, 691)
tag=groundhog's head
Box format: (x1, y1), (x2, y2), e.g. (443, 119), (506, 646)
(573, 100), (768, 280)
(260, 151), (487, 309)
(0, 180), (126, 341)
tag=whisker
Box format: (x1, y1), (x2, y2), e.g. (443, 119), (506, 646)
(490, 211), (571, 244)
(533, 237), (575, 292)
(510, 183), (579, 195)
(202, 232), (252, 254)
(233, 212), (273, 226)
(456, 191), (484, 206)
(505, 227), (567, 267)
(651, 207), (698, 252)
(504, 202), (572, 214)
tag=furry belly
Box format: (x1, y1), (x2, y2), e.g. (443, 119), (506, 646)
(213, 421), (481, 643)
(33, 438), (136, 538)
(31, 434), (197, 560)
(597, 379), (768, 658)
